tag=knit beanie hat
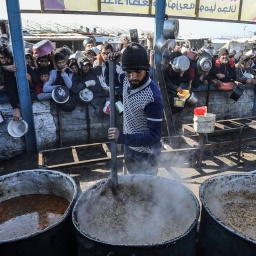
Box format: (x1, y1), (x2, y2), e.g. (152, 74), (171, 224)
(218, 48), (229, 58)
(121, 43), (150, 71)
(54, 52), (65, 63)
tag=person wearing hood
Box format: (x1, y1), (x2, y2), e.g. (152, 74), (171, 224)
(108, 43), (164, 175)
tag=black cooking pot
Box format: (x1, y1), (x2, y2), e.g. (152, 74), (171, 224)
(72, 174), (200, 256)
(198, 173), (256, 256)
(229, 85), (244, 101)
(59, 95), (77, 112)
(0, 169), (78, 256)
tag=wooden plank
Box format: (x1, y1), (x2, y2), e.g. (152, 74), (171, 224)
(183, 124), (196, 134)
(162, 143), (173, 151)
(71, 147), (79, 163)
(44, 155), (124, 169)
(181, 135), (198, 148)
(214, 123), (234, 130)
(102, 143), (111, 158)
(38, 152), (44, 168)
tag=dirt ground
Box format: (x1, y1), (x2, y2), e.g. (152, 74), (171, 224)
(0, 142), (255, 203)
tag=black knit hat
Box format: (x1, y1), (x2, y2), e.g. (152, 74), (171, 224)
(54, 52), (65, 63)
(218, 48), (229, 58)
(121, 43), (150, 71)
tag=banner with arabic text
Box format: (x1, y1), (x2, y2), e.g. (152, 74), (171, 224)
(39, 0), (256, 23)
(241, 0), (256, 22)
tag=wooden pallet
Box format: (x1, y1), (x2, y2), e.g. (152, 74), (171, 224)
(38, 137), (199, 169)
(182, 117), (256, 166)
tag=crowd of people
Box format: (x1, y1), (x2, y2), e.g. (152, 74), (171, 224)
(0, 36), (256, 120)
(1, 35), (256, 175)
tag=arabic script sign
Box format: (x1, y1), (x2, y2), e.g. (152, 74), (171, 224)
(41, 0), (256, 23)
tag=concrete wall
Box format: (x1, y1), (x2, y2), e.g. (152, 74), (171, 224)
(0, 86), (255, 161)
(172, 85), (256, 132)
(0, 94), (123, 160)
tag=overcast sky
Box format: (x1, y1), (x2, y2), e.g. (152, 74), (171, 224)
(1, 0), (255, 39)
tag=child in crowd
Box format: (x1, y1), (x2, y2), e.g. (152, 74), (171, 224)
(34, 68), (52, 101)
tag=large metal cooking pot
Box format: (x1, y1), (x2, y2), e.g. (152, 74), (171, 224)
(32, 40), (56, 57)
(198, 174), (256, 256)
(78, 88), (94, 105)
(162, 18), (179, 39)
(168, 39), (176, 50)
(72, 174), (200, 256)
(154, 36), (167, 54)
(109, 41), (122, 52)
(24, 41), (34, 50)
(229, 85), (244, 101)
(171, 55), (190, 73)
(59, 95), (77, 112)
(197, 51), (212, 72)
(0, 169), (78, 256)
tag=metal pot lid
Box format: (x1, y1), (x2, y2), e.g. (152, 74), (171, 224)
(79, 88), (93, 103)
(172, 55), (190, 72)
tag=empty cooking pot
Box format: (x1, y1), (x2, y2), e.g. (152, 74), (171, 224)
(186, 91), (198, 106)
(229, 85), (244, 101)
(197, 51), (212, 72)
(7, 119), (28, 138)
(171, 55), (190, 72)
(168, 39), (176, 50)
(32, 40), (56, 57)
(154, 36), (167, 54)
(24, 41), (34, 50)
(109, 41), (122, 52)
(163, 19), (179, 39)
(197, 57), (212, 72)
(181, 47), (197, 61)
(59, 95), (77, 112)
(78, 88), (94, 104)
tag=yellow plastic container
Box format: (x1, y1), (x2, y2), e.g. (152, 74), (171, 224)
(177, 89), (190, 100)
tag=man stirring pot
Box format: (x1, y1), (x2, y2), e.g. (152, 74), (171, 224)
(108, 43), (164, 175)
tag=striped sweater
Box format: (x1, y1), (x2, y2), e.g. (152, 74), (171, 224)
(117, 72), (163, 156)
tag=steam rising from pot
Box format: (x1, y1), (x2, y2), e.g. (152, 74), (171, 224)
(73, 175), (199, 245)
